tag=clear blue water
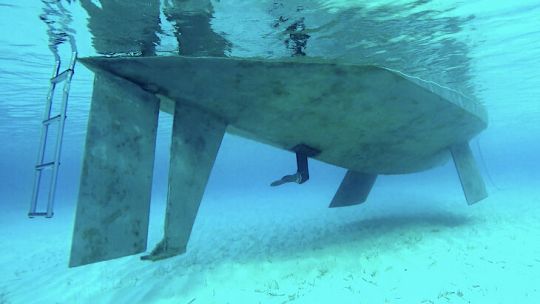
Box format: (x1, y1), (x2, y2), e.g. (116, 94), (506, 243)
(1, 1), (539, 303)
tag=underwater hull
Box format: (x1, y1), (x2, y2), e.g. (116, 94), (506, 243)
(70, 56), (488, 267)
(80, 56), (487, 175)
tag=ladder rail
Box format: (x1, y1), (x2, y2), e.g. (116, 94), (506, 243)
(29, 60), (61, 217)
(45, 51), (77, 217)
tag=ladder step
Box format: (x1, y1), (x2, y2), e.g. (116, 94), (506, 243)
(43, 114), (62, 125)
(50, 69), (72, 84)
(36, 161), (56, 170)
(28, 212), (53, 218)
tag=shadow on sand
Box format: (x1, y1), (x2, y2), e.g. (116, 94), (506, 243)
(182, 200), (476, 267)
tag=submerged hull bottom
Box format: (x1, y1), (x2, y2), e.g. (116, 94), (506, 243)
(70, 57), (488, 267)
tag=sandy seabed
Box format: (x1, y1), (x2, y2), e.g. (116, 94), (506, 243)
(1, 183), (539, 304)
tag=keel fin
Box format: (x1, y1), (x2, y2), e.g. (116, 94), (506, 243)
(329, 171), (377, 208)
(143, 103), (226, 261)
(69, 73), (160, 267)
(450, 142), (488, 205)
